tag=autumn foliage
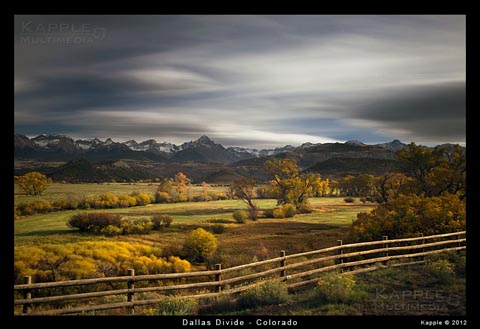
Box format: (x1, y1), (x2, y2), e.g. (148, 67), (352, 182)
(352, 193), (465, 241)
(264, 158), (328, 212)
(183, 228), (218, 262)
(15, 171), (52, 195)
(352, 143), (466, 241)
(14, 241), (191, 283)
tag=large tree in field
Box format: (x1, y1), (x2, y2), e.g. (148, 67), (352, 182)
(174, 172), (190, 202)
(264, 159), (324, 211)
(352, 143), (466, 241)
(396, 143), (466, 199)
(15, 171), (52, 195)
(232, 178), (258, 220)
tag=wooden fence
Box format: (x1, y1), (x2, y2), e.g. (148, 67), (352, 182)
(14, 230), (466, 315)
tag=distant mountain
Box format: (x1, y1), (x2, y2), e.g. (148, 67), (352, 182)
(124, 139), (180, 156)
(232, 142), (396, 169)
(14, 134), (462, 175)
(170, 135), (240, 163)
(345, 140), (367, 146)
(15, 134), (79, 161)
(31, 134), (77, 153)
(75, 138), (102, 150)
(226, 145), (295, 159)
(374, 139), (408, 152)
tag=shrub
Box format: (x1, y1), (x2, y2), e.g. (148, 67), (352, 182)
(67, 212), (122, 233)
(118, 195), (137, 208)
(191, 195), (204, 202)
(264, 209), (275, 218)
(155, 191), (172, 203)
(67, 213), (91, 231)
(91, 193), (120, 209)
(232, 210), (248, 223)
(183, 228), (218, 263)
(425, 259), (455, 285)
(169, 256), (191, 273)
(121, 219), (153, 235)
(100, 225), (123, 236)
(78, 197), (92, 209)
(52, 197), (79, 210)
(282, 204), (296, 218)
(237, 280), (289, 309)
(446, 253), (466, 276)
(15, 200), (54, 216)
(15, 203), (34, 216)
(315, 273), (356, 303)
(14, 241), (188, 283)
(213, 193), (228, 201)
(151, 215), (174, 229)
(296, 202), (313, 214)
(273, 208), (285, 218)
(131, 192), (154, 205)
(344, 197), (355, 203)
(210, 224), (225, 234)
(200, 293), (237, 315)
(208, 219), (234, 224)
(157, 296), (197, 315)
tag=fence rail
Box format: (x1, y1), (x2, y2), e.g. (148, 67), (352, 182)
(14, 230), (466, 315)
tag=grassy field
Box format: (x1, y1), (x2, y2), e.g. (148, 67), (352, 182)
(14, 196), (372, 265)
(14, 182), (229, 203)
(13, 183), (466, 316)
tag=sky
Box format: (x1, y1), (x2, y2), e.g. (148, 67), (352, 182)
(14, 15), (466, 148)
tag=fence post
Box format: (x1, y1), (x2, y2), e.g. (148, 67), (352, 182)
(22, 276), (32, 314)
(417, 233), (425, 261)
(127, 269), (135, 315)
(279, 250), (286, 280)
(336, 240), (343, 272)
(215, 264), (222, 293)
(382, 236), (389, 265)
(456, 229), (462, 249)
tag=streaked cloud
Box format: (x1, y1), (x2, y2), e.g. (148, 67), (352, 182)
(14, 15), (465, 147)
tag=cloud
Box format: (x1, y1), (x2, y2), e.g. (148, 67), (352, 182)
(14, 15), (466, 147)
(349, 82), (465, 143)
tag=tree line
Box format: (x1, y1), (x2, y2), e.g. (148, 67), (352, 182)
(351, 143), (466, 241)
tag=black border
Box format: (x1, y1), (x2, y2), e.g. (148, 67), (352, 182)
(6, 10), (475, 328)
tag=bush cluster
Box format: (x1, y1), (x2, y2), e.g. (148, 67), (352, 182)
(237, 280), (289, 309)
(152, 215), (174, 229)
(425, 258), (456, 285)
(14, 241), (191, 283)
(15, 188), (232, 219)
(67, 212), (122, 233)
(232, 210), (248, 223)
(67, 212), (174, 236)
(315, 273), (356, 303)
(352, 193), (465, 241)
(14, 192), (155, 217)
(265, 204), (297, 219)
(157, 296), (198, 315)
(183, 228), (218, 263)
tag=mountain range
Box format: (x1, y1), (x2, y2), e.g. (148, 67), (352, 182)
(14, 134), (409, 164)
(15, 134), (460, 183)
